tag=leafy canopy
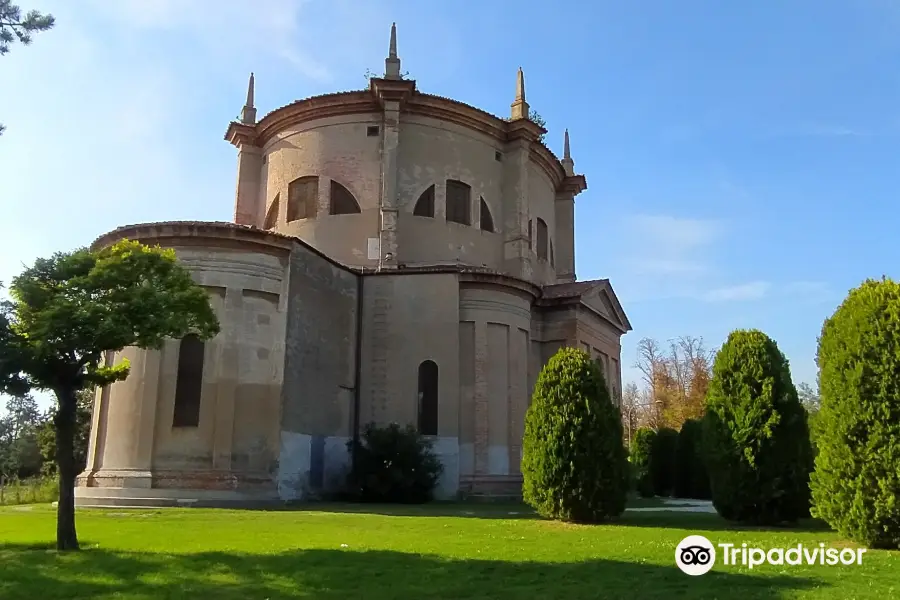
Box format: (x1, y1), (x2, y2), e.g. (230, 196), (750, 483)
(702, 329), (812, 524)
(0, 0), (54, 56)
(810, 277), (900, 549)
(522, 347), (629, 522)
(2, 239), (220, 392)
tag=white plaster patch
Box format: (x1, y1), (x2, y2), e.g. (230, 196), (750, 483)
(458, 442), (475, 477)
(277, 431), (311, 501)
(323, 436), (351, 491)
(488, 445), (510, 476)
(430, 436), (460, 500)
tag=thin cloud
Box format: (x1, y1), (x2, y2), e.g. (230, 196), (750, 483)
(700, 281), (771, 302)
(87, 0), (333, 81)
(625, 214), (724, 250)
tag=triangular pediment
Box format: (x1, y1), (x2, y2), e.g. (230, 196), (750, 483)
(580, 281), (633, 334)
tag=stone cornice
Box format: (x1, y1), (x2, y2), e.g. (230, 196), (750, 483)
(225, 85), (574, 192)
(91, 222), (295, 257)
(558, 174), (588, 196)
(90, 222), (542, 297)
(224, 122), (257, 148)
(369, 77), (417, 108)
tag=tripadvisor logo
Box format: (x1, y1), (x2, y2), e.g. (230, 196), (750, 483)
(675, 535), (867, 575)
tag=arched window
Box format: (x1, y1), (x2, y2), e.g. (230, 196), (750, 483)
(417, 360), (439, 436)
(536, 218), (549, 261)
(413, 185), (435, 217)
(173, 334), (205, 428)
(263, 194), (279, 229)
(287, 176), (318, 221)
(330, 180), (361, 215)
(445, 180), (471, 226)
(479, 197), (494, 232)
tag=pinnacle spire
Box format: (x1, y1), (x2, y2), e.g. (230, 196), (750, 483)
(561, 129), (575, 175)
(385, 22), (401, 79)
(510, 66), (530, 120)
(389, 22), (397, 58)
(241, 72), (257, 124)
(515, 66), (525, 101)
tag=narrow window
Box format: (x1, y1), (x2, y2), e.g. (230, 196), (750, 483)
(528, 219), (533, 250)
(479, 197), (494, 233)
(173, 334), (205, 428)
(330, 180), (361, 215)
(536, 218), (549, 261)
(263, 194), (279, 229)
(413, 185), (435, 217)
(550, 239), (555, 267)
(445, 180), (471, 226)
(287, 176), (318, 221)
(417, 360), (439, 436)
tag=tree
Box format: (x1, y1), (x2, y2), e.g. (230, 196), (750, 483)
(37, 388), (93, 476)
(674, 418), (710, 499)
(0, 240), (219, 550)
(522, 347), (629, 522)
(0, 393), (42, 478)
(796, 382), (821, 456)
(629, 428), (656, 498)
(810, 278), (900, 549)
(0, 1), (54, 136)
(620, 381), (642, 446)
(633, 336), (713, 431)
(649, 427), (678, 497)
(796, 382), (819, 413)
(702, 329), (812, 524)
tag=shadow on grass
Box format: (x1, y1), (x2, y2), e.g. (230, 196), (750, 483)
(293, 502), (835, 534)
(289, 501), (539, 520)
(0, 542), (823, 600)
(618, 511), (834, 534)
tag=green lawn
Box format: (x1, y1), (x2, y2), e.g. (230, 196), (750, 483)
(0, 502), (897, 599)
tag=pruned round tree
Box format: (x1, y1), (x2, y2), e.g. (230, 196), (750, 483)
(0, 240), (219, 550)
(702, 329), (812, 524)
(521, 347), (629, 522)
(630, 428), (656, 498)
(811, 278), (900, 549)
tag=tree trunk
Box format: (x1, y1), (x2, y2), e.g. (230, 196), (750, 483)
(54, 387), (79, 551)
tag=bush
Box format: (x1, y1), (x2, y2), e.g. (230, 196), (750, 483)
(650, 427), (678, 497)
(674, 419), (710, 499)
(810, 278), (900, 549)
(0, 475), (58, 506)
(521, 347), (629, 522)
(345, 422), (443, 503)
(630, 428), (656, 498)
(702, 329), (813, 524)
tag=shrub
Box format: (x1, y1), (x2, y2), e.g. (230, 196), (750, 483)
(810, 278), (900, 549)
(630, 428), (656, 498)
(0, 475), (58, 506)
(345, 422), (443, 503)
(702, 329), (813, 524)
(650, 427), (678, 497)
(674, 419), (710, 499)
(521, 347), (629, 522)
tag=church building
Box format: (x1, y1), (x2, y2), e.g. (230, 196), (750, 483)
(75, 24), (632, 506)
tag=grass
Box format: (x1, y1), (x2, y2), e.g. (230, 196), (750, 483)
(0, 502), (898, 599)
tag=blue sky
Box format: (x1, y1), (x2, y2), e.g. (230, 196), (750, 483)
(2, 0), (899, 412)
